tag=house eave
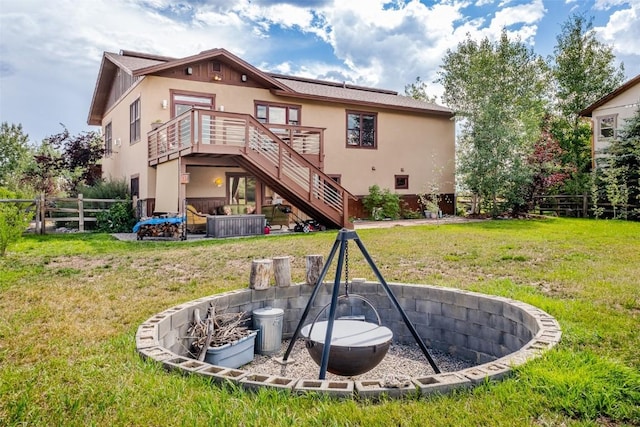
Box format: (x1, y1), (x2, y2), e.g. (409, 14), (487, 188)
(87, 54), (120, 126)
(579, 74), (640, 117)
(270, 89), (455, 118)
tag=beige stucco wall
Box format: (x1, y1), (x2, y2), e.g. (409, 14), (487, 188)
(186, 166), (233, 198)
(289, 99), (455, 196)
(155, 159), (179, 212)
(100, 74), (455, 206)
(100, 77), (164, 200)
(591, 81), (640, 156)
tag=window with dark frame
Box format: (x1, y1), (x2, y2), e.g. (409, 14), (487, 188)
(130, 176), (139, 198)
(395, 175), (409, 190)
(255, 101), (300, 125)
(129, 98), (141, 144)
(346, 111), (377, 148)
(104, 122), (112, 157)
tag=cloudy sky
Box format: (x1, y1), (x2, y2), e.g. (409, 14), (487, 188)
(1, 0), (639, 144)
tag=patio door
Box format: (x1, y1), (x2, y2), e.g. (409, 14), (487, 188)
(171, 92), (215, 144)
(227, 174), (256, 213)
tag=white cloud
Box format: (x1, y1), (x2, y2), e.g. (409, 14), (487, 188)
(1, 0), (638, 142)
(593, 1), (640, 78)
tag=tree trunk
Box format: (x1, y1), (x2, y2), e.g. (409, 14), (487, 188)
(273, 256), (291, 287)
(249, 259), (273, 290)
(305, 254), (324, 286)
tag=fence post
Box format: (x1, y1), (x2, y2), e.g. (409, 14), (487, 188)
(39, 193), (46, 235)
(582, 194), (588, 218)
(78, 193), (85, 232)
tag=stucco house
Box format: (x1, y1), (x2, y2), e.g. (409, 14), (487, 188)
(579, 73), (640, 166)
(87, 49), (455, 229)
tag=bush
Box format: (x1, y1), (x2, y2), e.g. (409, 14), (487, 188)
(0, 201), (32, 257)
(77, 179), (130, 200)
(79, 179), (135, 232)
(95, 201), (136, 233)
(362, 185), (401, 220)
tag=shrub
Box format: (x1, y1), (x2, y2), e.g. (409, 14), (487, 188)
(95, 201), (136, 233)
(0, 200), (32, 257)
(362, 185), (401, 220)
(77, 179), (130, 200)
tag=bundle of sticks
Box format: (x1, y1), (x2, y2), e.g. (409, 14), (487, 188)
(188, 304), (252, 361)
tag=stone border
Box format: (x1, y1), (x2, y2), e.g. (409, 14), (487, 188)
(136, 282), (561, 399)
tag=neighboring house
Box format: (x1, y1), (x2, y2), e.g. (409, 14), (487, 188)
(579, 74), (640, 166)
(87, 49), (455, 228)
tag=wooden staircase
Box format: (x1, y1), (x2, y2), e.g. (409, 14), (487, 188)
(148, 109), (353, 229)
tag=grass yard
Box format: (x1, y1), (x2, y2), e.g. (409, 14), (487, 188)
(0, 217), (639, 426)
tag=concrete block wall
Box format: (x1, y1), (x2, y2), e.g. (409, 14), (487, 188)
(139, 281), (561, 399)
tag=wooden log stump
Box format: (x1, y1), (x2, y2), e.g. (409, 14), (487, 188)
(250, 259), (273, 290)
(273, 256), (292, 287)
(305, 254), (324, 286)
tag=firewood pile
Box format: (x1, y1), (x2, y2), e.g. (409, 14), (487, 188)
(136, 222), (183, 240)
(187, 304), (253, 361)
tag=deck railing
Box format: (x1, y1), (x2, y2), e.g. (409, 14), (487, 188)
(148, 109), (323, 164)
(147, 109), (348, 227)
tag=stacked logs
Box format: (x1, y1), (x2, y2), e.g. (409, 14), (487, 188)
(188, 304), (252, 361)
(136, 223), (182, 240)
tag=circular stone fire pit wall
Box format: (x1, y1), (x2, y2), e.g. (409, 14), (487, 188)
(136, 281), (561, 399)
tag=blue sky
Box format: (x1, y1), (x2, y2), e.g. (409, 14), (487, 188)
(1, 0), (639, 144)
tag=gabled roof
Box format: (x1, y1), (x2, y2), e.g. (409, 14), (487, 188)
(132, 48), (293, 92)
(579, 73), (640, 117)
(87, 51), (172, 125)
(88, 48), (454, 125)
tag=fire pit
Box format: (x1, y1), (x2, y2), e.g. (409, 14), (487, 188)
(135, 230), (562, 398)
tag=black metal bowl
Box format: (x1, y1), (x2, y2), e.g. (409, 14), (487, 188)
(301, 319), (393, 376)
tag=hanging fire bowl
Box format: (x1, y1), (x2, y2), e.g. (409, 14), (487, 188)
(301, 320), (393, 376)
(300, 295), (393, 376)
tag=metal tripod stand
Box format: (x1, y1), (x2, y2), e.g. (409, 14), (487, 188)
(282, 228), (440, 379)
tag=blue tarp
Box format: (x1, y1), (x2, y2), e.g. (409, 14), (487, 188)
(133, 216), (184, 233)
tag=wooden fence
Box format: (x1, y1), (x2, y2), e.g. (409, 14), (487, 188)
(456, 194), (638, 219)
(0, 194), (127, 234)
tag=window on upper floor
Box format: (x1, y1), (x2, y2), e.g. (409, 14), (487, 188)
(598, 114), (617, 141)
(172, 92), (214, 117)
(104, 122), (112, 157)
(255, 102), (300, 125)
(130, 98), (141, 144)
(346, 111), (377, 148)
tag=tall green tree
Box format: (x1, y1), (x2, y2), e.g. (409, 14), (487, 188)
(0, 122), (31, 190)
(438, 30), (549, 216)
(551, 14), (625, 195)
(404, 76), (437, 103)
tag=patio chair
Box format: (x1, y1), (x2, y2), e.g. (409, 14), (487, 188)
(186, 204), (207, 233)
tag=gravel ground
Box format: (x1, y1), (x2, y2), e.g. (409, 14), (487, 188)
(243, 339), (474, 382)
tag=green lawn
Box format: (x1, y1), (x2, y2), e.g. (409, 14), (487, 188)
(1, 218), (639, 426)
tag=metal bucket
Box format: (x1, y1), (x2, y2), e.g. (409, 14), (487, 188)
(252, 307), (284, 355)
